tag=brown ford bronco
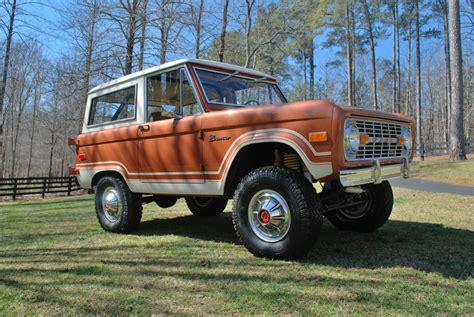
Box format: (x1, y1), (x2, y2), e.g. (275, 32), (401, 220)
(70, 59), (418, 259)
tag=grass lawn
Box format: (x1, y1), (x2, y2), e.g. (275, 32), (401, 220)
(417, 159), (474, 186)
(0, 188), (473, 315)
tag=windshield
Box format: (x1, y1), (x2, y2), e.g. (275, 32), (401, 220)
(195, 68), (286, 107)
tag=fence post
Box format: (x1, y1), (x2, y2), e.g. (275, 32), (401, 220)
(13, 179), (17, 201)
(42, 178), (47, 198)
(67, 177), (72, 196)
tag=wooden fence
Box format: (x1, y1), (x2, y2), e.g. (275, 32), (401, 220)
(0, 176), (81, 200)
(416, 141), (473, 157)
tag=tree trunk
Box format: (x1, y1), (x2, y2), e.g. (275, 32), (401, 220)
(350, 3), (356, 106)
(218, 0), (229, 62)
(195, 0), (204, 59)
(345, 2), (353, 106)
(27, 85), (39, 178)
(245, 0), (255, 68)
(303, 52), (307, 101)
(309, 41), (315, 100)
(48, 133), (55, 178)
(124, 0), (138, 75)
(392, 1), (397, 113)
(396, 0), (401, 113)
(440, 0), (451, 143)
(139, 0), (148, 70)
(415, 0), (423, 154)
(448, 0), (467, 161)
(0, 0), (17, 164)
(406, 20), (412, 116)
(160, 1), (168, 64)
(361, 0), (378, 110)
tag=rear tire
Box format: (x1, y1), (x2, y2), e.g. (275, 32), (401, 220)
(232, 166), (323, 260)
(95, 176), (142, 233)
(185, 196), (228, 216)
(325, 181), (393, 232)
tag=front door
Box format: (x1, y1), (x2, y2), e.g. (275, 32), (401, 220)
(137, 68), (204, 193)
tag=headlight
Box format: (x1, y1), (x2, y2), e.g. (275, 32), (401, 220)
(401, 126), (412, 156)
(344, 121), (360, 159)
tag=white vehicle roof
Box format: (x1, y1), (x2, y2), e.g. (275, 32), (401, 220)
(89, 59), (276, 94)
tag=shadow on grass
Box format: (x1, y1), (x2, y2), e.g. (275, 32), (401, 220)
(136, 213), (473, 279)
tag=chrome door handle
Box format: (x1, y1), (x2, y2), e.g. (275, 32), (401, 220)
(139, 124), (150, 132)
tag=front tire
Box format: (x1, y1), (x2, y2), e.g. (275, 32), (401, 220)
(185, 196), (228, 216)
(325, 181), (393, 232)
(232, 167), (323, 260)
(95, 176), (142, 233)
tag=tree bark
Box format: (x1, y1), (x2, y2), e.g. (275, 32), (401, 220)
(218, 0), (229, 62)
(361, 0), (378, 110)
(415, 0), (423, 154)
(448, 0), (467, 160)
(0, 0), (17, 160)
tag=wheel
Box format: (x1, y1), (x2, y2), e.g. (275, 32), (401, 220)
(185, 196), (228, 216)
(95, 176), (142, 233)
(154, 195), (178, 208)
(232, 166), (323, 260)
(325, 181), (393, 232)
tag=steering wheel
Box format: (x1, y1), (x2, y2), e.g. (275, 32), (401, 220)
(244, 100), (261, 106)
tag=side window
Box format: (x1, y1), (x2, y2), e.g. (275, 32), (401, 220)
(147, 68), (201, 122)
(88, 86), (136, 126)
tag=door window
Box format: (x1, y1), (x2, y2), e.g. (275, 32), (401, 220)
(146, 68), (201, 122)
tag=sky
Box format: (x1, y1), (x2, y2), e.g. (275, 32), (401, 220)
(13, 0), (473, 82)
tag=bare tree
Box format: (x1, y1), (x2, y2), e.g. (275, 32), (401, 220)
(190, 0), (205, 59)
(138, 0), (149, 70)
(218, 0), (229, 62)
(0, 0), (17, 161)
(448, 0), (467, 160)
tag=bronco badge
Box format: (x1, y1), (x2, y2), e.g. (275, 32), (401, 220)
(209, 134), (231, 142)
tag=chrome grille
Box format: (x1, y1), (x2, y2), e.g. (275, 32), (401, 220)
(353, 119), (404, 160)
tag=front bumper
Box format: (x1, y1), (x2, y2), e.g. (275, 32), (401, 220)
(339, 158), (419, 187)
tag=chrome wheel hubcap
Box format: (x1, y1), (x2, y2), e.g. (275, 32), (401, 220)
(248, 190), (291, 243)
(102, 187), (122, 222)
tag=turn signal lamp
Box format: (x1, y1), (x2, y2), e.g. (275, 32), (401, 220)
(359, 133), (369, 145)
(308, 131), (328, 142)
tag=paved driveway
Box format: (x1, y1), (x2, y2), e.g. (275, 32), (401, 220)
(390, 178), (474, 196)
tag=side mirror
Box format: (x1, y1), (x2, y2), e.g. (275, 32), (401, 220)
(162, 105), (183, 120)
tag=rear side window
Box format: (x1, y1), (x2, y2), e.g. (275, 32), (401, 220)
(88, 86), (136, 126)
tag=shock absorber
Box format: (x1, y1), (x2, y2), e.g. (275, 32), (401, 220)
(283, 153), (301, 172)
